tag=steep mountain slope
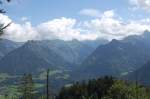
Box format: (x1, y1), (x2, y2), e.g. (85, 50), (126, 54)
(123, 30), (150, 48)
(76, 31), (150, 79)
(67, 39), (94, 64)
(82, 38), (109, 49)
(0, 40), (70, 74)
(126, 61), (150, 85)
(0, 39), (21, 59)
(42, 39), (94, 65)
(0, 39), (98, 74)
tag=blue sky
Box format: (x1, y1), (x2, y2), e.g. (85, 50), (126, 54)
(1, 0), (150, 42)
(3, 0), (147, 25)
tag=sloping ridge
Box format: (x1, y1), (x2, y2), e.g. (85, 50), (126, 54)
(126, 61), (150, 85)
(76, 31), (150, 79)
(0, 40), (70, 74)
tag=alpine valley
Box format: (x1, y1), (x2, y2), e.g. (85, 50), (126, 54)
(1, 31), (150, 93)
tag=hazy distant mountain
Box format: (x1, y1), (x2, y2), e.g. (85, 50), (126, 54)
(123, 30), (150, 47)
(0, 39), (98, 74)
(67, 39), (95, 64)
(0, 39), (21, 59)
(42, 39), (95, 65)
(0, 40), (71, 74)
(82, 38), (109, 49)
(124, 31), (150, 85)
(76, 31), (150, 79)
(2, 30), (150, 80)
(126, 61), (150, 85)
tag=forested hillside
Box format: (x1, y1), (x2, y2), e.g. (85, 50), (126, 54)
(57, 76), (150, 99)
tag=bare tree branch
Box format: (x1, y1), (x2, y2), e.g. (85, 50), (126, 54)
(0, 22), (11, 31)
(0, 22), (11, 36)
(0, 9), (6, 13)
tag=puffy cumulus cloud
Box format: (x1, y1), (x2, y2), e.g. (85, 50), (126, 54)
(37, 17), (98, 41)
(129, 0), (150, 11)
(0, 14), (98, 41)
(1, 9), (150, 42)
(4, 22), (40, 41)
(0, 14), (12, 25)
(79, 8), (101, 17)
(0, 14), (40, 41)
(83, 10), (150, 40)
(103, 10), (115, 18)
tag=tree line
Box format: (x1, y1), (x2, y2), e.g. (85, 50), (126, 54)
(13, 69), (52, 99)
(56, 76), (150, 99)
(2, 74), (150, 99)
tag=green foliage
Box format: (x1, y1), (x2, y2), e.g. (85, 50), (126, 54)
(56, 76), (114, 99)
(107, 80), (149, 99)
(18, 74), (35, 99)
(39, 95), (46, 99)
(56, 76), (150, 99)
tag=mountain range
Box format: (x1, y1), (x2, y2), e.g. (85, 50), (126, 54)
(0, 39), (21, 59)
(1, 31), (150, 86)
(125, 60), (150, 86)
(0, 39), (107, 75)
(74, 31), (150, 80)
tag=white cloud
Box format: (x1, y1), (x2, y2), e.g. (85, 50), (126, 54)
(37, 17), (97, 41)
(0, 9), (150, 42)
(83, 10), (150, 40)
(4, 22), (40, 41)
(0, 14), (41, 41)
(0, 14), (12, 25)
(79, 9), (101, 17)
(103, 10), (115, 18)
(21, 17), (28, 21)
(0, 15), (98, 41)
(129, 0), (150, 11)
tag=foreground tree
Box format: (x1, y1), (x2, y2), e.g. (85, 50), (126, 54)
(56, 76), (150, 99)
(106, 80), (149, 99)
(56, 76), (114, 99)
(0, 0), (11, 13)
(0, 0), (11, 36)
(46, 69), (50, 99)
(18, 74), (35, 99)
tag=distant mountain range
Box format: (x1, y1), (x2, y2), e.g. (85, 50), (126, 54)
(0, 38), (107, 74)
(123, 31), (150, 85)
(82, 38), (108, 49)
(125, 60), (150, 86)
(75, 31), (150, 80)
(1, 31), (150, 85)
(0, 39), (21, 59)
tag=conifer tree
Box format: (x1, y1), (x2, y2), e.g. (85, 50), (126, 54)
(18, 74), (35, 99)
(46, 69), (50, 99)
(26, 74), (35, 99)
